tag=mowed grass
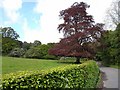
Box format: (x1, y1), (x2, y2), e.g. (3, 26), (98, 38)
(2, 57), (69, 74)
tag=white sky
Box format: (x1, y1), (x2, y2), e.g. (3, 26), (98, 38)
(0, 0), (114, 44)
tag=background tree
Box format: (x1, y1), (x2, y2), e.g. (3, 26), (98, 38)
(22, 41), (31, 51)
(49, 2), (104, 63)
(113, 23), (120, 64)
(0, 27), (19, 40)
(25, 44), (58, 59)
(96, 31), (112, 66)
(96, 24), (120, 66)
(2, 37), (22, 55)
(1, 27), (22, 55)
(24, 46), (41, 59)
(105, 0), (120, 29)
(31, 40), (41, 47)
(9, 48), (25, 57)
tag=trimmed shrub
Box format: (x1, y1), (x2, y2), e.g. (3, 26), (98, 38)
(2, 60), (100, 89)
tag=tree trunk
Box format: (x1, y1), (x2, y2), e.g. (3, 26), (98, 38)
(75, 57), (81, 64)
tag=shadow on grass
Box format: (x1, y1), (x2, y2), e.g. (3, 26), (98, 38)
(56, 60), (84, 64)
(57, 59), (76, 64)
(57, 61), (75, 64)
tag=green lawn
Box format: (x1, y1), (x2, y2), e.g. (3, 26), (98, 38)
(2, 57), (70, 74)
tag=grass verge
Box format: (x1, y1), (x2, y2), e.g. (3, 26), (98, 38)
(109, 64), (120, 69)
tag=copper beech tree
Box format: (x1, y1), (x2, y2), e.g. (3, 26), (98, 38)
(49, 2), (104, 63)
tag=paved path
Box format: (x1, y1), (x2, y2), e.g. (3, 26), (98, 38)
(100, 67), (120, 89)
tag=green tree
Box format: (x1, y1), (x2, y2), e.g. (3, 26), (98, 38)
(96, 31), (112, 66)
(1, 27), (21, 55)
(24, 44), (48, 59)
(2, 37), (22, 55)
(24, 47), (41, 58)
(0, 27), (19, 40)
(113, 23), (120, 64)
(22, 41), (31, 50)
(25, 44), (57, 59)
(9, 48), (25, 57)
(96, 24), (120, 66)
(32, 40), (41, 47)
(47, 43), (55, 48)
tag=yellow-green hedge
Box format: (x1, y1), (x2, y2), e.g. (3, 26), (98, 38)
(1, 60), (100, 89)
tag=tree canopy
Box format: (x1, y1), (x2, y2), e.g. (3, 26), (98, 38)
(49, 2), (104, 63)
(96, 23), (120, 66)
(105, 0), (120, 29)
(0, 27), (19, 40)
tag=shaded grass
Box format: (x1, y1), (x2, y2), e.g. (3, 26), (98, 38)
(2, 57), (68, 74)
(109, 64), (120, 69)
(57, 57), (88, 64)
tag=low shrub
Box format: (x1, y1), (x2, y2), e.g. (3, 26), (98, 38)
(9, 48), (25, 57)
(1, 60), (100, 89)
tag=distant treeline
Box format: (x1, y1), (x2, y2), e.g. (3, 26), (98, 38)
(1, 27), (58, 60)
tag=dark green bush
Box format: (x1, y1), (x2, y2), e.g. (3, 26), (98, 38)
(2, 60), (100, 89)
(43, 54), (59, 60)
(24, 44), (59, 60)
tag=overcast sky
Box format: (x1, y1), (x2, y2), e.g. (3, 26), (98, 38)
(0, 0), (114, 44)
